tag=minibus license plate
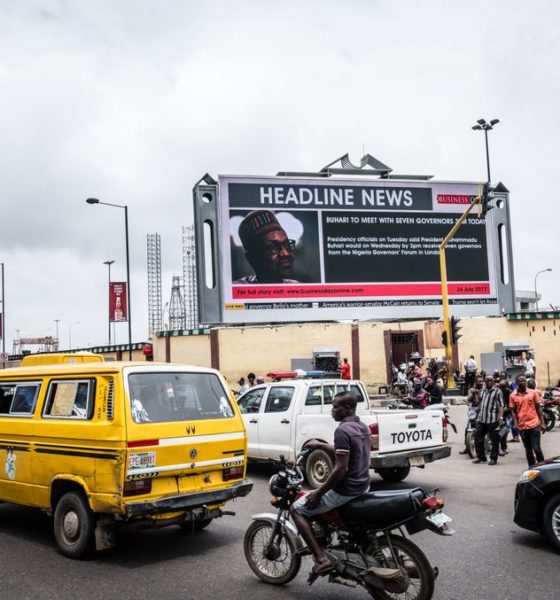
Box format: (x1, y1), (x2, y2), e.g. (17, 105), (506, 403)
(129, 452), (156, 469)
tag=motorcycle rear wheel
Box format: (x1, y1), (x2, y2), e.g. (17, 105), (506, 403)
(365, 534), (435, 600)
(244, 520), (301, 585)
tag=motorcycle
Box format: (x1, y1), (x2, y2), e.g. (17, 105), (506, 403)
(244, 449), (453, 599)
(542, 388), (558, 431)
(464, 404), (491, 459)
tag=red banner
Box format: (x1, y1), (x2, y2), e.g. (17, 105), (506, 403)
(232, 282), (491, 300)
(109, 282), (128, 322)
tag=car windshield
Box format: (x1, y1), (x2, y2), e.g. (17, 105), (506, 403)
(128, 372), (234, 424)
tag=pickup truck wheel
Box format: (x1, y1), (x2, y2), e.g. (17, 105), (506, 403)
(377, 466), (411, 483)
(305, 449), (333, 489)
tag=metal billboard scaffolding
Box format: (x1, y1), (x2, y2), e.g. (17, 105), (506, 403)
(146, 233), (162, 335)
(182, 225), (199, 330)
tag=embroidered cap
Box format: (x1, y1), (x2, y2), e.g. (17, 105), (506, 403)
(239, 210), (283, 249)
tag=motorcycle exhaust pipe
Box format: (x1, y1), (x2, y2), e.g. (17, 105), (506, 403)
(331, 554), (410, 595)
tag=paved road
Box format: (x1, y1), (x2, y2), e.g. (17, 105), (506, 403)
(0, 406), (558, 600)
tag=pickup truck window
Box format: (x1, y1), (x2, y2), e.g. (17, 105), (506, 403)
(305, 385), (322, 406)
(322, 384), (335, 404)
(238, 388), (265, 413)
(264, 386), (294, 413)
(336, 383), (366, 403)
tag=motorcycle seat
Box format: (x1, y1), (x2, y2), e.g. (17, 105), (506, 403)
(338, 488), (424, 528)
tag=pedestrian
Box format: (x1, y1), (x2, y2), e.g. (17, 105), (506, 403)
(247, 372), (256, 387)
(472, 376), (504, 466)
(237, 377), (249, 396)
(464, 355), (477, 393)
(510, 374), (545, 467)
(498, 378), (512, 456)
(524, 352), (536, 380)
(340, 358), (351, 380)
(459, 376), (484, 455)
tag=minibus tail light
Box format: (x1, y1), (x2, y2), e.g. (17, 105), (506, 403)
(123, 479), (152, 496)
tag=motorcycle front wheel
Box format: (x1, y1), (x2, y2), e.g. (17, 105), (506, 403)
(365, 534), (435, 600)
(244, 520), (301, 585)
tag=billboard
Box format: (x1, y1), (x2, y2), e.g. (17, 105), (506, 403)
(194, 175), (514, 325)
(109, 282), (128, 322)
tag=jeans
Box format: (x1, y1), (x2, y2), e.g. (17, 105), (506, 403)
(474, 421), (500, 462)
(520, 427), (544, 467)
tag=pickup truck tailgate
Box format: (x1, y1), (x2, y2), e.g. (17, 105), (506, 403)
(377, 410), (443, 453)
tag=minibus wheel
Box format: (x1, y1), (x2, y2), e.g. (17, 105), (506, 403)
(53, 491), (95, 558)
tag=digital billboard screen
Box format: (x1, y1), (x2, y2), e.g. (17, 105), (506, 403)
(195, 175), (514, 324)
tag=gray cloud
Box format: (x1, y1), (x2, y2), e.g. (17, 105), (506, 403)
(0, 0), (558, 350)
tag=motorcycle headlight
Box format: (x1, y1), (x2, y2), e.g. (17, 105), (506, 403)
(519, 469), (540, 483)
(268, 472), (288, 497)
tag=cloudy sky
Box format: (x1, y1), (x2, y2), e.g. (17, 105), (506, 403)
(0, 0), (558, 352)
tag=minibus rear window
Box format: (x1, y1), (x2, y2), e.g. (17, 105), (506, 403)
(128, 372), (235, 424)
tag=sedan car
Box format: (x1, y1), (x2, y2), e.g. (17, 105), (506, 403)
(514, 457), (560, 551)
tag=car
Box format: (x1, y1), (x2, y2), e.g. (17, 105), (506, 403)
(514, 456), (560, 551)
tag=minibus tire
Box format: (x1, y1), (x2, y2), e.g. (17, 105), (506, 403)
(53, 491), (95, 558)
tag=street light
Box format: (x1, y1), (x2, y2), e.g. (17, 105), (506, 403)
(472, 118), (500, 183)
(103, 260), (115, 345)
(87, 198), (132, 360)
(534, 268), (552, 312)
(68, 321), (80, 349)
(54, 319), (61, 351)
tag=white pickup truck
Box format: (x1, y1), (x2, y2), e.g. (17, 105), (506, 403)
(237, 379), (451, 488)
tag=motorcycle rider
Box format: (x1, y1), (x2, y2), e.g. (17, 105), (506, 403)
(290, 392), (399, 580)
(425, 375), (444, 405)
(404, 377), (430, 409)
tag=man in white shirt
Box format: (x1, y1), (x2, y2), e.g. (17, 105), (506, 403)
(464, 355), (477, 392)
(524, 353), (536, 379)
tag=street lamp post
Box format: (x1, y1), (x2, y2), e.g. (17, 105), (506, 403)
(87, 198), (132, 360)
(472, 118), (500, 183)
(68, 321), (80, 350)
(534, 268), (552, 312)
(54, 319), (61, 351)
(103, 260), (115, 345)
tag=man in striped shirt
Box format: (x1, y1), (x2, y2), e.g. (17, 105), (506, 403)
(473, 375), (504, 466)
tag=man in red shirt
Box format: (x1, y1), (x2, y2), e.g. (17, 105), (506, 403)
(340, 358), (351, 380)
(510, 374), (546, 467)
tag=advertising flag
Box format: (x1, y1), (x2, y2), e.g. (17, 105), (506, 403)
(109, 282), (128, 322)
